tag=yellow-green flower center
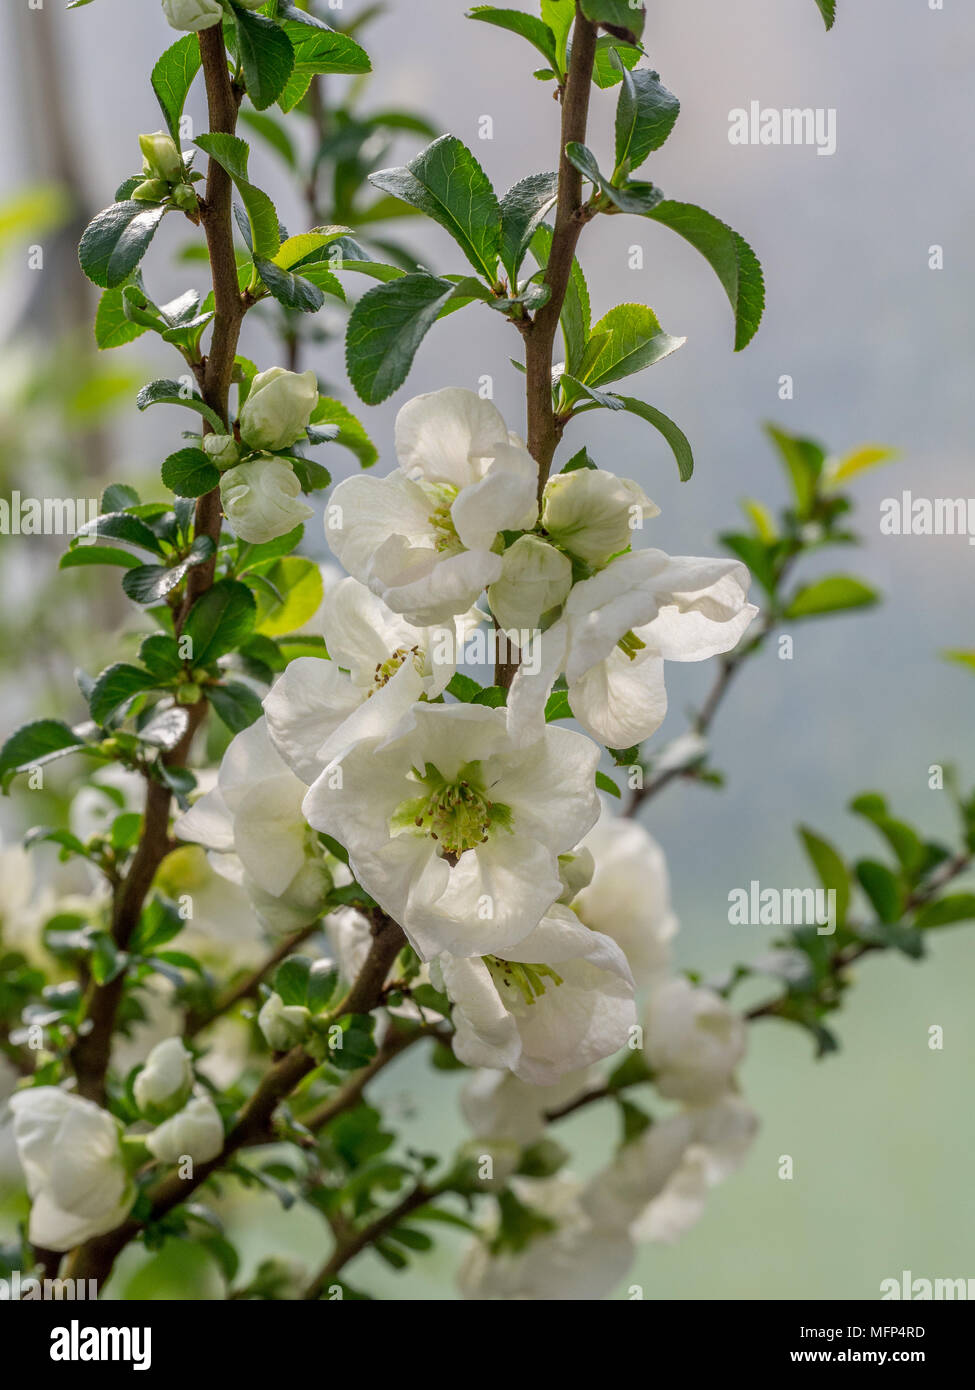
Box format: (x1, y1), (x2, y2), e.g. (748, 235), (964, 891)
(420, 481), (463, 554)
(485, 957), (564, 1007)
(392, 761), (512, 862)
(370, 645), (419, 692)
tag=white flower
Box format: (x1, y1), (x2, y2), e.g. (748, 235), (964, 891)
(220, 457), (313, 544)
(487, 534), (572, 635)
(133, 1037), (193, 1121)
(434, 906), (635, 1085)
(161, 0), (223, 32)
(509, 548), (758, 748)
(258, 992), (311, 1052)
(146, 1094), (224, 1165)
(325, 388), (538, 625)
(644, 977), (747, 1103)
(302, 702), (600, 960)
(460, 1068), (597, 1147)
(9, 1088), (134, 1251)
(458, 1175), (634, 1301)
(238, 367), (319, 452)
(572, 810), (677, 990)
(263, 577), (476, 784)
(541, 468), (659, 566)
(175, 719), (332, 935)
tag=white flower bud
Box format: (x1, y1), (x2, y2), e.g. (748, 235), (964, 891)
(220, 456), (313, 544)
(203, 433), (242, 468)
(9, 1088), (135, 1251)
(542, 468), (660, 566)
(238, 368), (319, 452)
(132, 178), (169, 203)
(488, 534), (572, 634)
(133, 1037), (193, 1121)
(139, 131), (182, 185)
(160, 0), (224, 32)
(146, 1094), (224, 1165)
(258, 992), (311, 1052)
(557, 847), (595, 903)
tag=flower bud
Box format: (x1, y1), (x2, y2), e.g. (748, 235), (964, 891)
(9, 1088), (135, 1250)
(488, 534), (572, 633)
(238, 367), (319, 452)
(203, 433), (242, 469)
(139, 131), (183, 185)
(542, 468), (660, 566)
(146, 1094), (224, 1165)
(557, 847), (595, 904)
(161, 0), (224, 32)
(170, 183), (199, 214)
(258, 992), (311, 1052)
(133, 1037), (193, 1122)
(220, 456), (313, 544)
(132, 178), (169, 204)
(176, 682), (202, 704)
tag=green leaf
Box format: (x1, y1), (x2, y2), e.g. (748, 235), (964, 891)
(94, 286), (150, 349)
(282, 17), (371, 76)
(101, 483), (140, 511)
(644, 200), (764, 351)
(233, 4), (296, 112)
(310, 397), (378, 468)
(345, 272), (464, 405)
(369, 135), (502, 283)
(799, 827), (849, 928)
(814, 0), (837, 31)
(74, 511), (166, 555)
(136, 377), (225, 432)
(252, 557), (324, 637)
(582, 303), (684, 387)
(545, 689), (573, 722)
(274, 955), (312, 1008)
(785, 576), (879, 619)
(89, 664), (157, 725)
(0, 721), (87, 789)
(499, 172), (558, 284)
(151, 34), (202, 140)
(564, 142), (663, 214)
(467, 7), (558, 68)
(60, 544), (142, 571)
(595, 770), (621, 798)
(238, 110), (297, 168)
(254, 257), (326, 312)
(207, 680), (264, 734)
(79, 202), (167, 289)
(614, 62), (679, 172)
(161, 448), (220, 498)
(826, 443), (898, 487)
(592, 36), (640, 89)
(195, 133), (280, 259)
(855, 860), (903, 924)
(609, 396), (694, 481)
(121, 537), (215, 604)
(764, 423), (824, 519)
(530, 223), (590, 373)
(140, 633), (185, 680)
(561, 446), (597, 473)
(580, 0), (646, 44)
(184, 579), (257, 666)
(944, 649), (975, 674)
(914, 894), (975, 930)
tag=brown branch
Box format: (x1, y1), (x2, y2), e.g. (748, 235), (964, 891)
(495, 3), (597, 688)
(303, 1179), (440, 1299)
(69, 30), (247, 1105)
(63, 916), (407, 1288)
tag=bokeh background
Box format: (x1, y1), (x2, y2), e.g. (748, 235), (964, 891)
(1, 0), (972, 1298)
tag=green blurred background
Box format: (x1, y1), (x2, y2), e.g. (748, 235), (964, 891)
(0, 0), (972, 1298)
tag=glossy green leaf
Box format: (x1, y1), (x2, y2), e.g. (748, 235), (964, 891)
(499, 172), (558, 284)
(183, 579), (257, 666)
(0, 721), (87, 788)
(614, 62), (679, 171)
(607, 395), (694, 481)
(346, 272), (464, 404)
(467, 7), (558, 68)
(580, 0), (646, 44)
(310, 397), (378, 468)
(644, 200), (764, 350)
(151, 34), (202, 140)
(89, 664), (157, 725)
(583, 303), (684, 387)
(60, 544), (142, 571)
(79, 202), (167, 289)
(233, 3), (296, 112)
(786, 575), (879, 619)
(370, 135), (502, 283)
(136, 377), (225, 432)
(799, 826), (849, 928)
(161, 448), (220, 499)
(207, 680), (264, 734)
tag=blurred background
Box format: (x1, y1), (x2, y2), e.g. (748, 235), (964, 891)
(0, 0), (972, 1298)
